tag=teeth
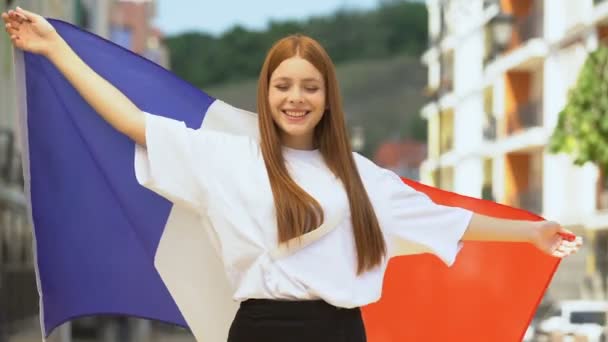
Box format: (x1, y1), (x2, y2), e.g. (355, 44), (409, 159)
(284, 110), (308, 117)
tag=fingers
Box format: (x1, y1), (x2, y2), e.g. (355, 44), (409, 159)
(1, 8), (32, 26)
(551, 236), (583, 258)
(3, 14), (20, 37)
(2, 10), (26, 29)
(15, 7), (36, 23)
(557, 230), (576, 242)
(3, 20), (16, 42)
(2, 8), (32, 45)
(10, 10), (29, 24)
(551, 250), (567, 258)
(2, 17), (21, 47)
(5, 23), (19, 36)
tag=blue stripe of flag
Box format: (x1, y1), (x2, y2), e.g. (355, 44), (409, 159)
(23, 19), (214, 335)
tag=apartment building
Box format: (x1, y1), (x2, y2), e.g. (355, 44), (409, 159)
(421, 0), (608, 300)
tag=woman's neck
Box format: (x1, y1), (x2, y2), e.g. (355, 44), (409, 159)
(280, 133), (316, 150)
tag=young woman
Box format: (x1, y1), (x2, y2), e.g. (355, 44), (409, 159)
(3, 7), (582, 342)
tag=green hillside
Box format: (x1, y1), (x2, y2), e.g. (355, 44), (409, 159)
(206, 54), (427, 158)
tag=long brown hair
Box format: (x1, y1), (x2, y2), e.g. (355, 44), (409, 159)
(257, 34), (386, 274)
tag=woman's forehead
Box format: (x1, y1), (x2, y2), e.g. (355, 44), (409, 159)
(271, 57), (323, 82)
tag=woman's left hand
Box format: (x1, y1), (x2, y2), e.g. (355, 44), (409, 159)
(530, 221), (583, 258)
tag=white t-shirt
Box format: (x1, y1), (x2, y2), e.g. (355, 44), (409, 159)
(134, 112), (473, 309)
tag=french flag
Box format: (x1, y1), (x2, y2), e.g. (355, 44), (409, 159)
(14, 19), (564, 341)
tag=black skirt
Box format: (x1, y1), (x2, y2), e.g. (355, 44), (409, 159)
(227, 299), (367, 342)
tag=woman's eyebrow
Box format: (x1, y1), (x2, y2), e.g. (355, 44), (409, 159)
(272, 76), (321, 82)
(301, 78), (321, 83)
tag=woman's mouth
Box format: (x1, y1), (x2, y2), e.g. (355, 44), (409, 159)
(281, 110), (310, 118)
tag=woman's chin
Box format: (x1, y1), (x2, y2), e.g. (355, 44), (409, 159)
(280, 121), (310, 134)
(280, 126), (314, 142)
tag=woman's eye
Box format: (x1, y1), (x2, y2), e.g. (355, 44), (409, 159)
(305, 87), (319, 92)
(275, 85), (289, 91)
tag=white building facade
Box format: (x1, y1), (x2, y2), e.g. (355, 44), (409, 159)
(421, 0), (608, 300)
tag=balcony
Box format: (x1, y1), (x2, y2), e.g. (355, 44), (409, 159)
(515, 188), (543, 214)
(439, 110), (454, 154)
(482, 86), (496, 140)
(513, 10), (543, 46)
(482, 184), (495, 201)
(428, 36), (441, 49)
(483, 0), (500, 9)
(482, 158), (495, 201)
(483, 115), (497, 140)
(506, 99), (543, 135)
(439, 52), (454, 95)
(438, 76), (453, 96)
(433, 167), (454, 191)
(439, 135), (454, 154)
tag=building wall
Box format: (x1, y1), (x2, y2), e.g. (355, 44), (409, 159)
(110, 0), (170, 68)
(422, 0), (607, 221)
(421, 0), (608, 300)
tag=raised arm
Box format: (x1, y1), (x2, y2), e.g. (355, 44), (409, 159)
(2, 7), (146, 146)
(463, 213), (582, 258)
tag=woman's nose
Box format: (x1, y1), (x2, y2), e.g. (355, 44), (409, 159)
(287, 88), (304, 104)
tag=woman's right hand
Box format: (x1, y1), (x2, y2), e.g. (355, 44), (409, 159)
(3, 6), (146, 146)
(2, 7), (59, 56)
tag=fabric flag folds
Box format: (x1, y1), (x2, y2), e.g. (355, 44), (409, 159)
(14, 19), (562, 341)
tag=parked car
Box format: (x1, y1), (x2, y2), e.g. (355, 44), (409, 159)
(538, 300), (607, 341)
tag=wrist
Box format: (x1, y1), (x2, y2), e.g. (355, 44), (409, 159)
(43, 33), (67, 60)
(526, 220), (543, 244)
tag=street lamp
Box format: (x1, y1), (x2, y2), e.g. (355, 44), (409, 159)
(490, 12), (514, 52)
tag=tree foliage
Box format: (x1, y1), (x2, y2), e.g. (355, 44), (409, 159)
(165, 0), (427, 88)
(549, 46), (608, 170)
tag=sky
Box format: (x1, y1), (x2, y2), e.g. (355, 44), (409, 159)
(154, 0), (382, 36)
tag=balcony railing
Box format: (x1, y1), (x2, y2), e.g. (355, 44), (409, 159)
(483, 0), (499, 9)
(428, 35), (441, 49)
(440, 58), (454, 95)
(438, 76), (453, 96)
(482, 184), (495, 201)
(515, 10), (543, 43)
(439, 114), (454, 154)
(515, 188), (543, 214)
(440, 52), (454, 94)
(507, 99), (543, 134)
(439, 133), (454, 154)
(483, 115), (497, 140)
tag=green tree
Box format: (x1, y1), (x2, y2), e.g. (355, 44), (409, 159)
(165, 0), (427, 88)
(549, 45), (608, 172)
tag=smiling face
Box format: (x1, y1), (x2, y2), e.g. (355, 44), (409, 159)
(267, 56), (327, 150)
